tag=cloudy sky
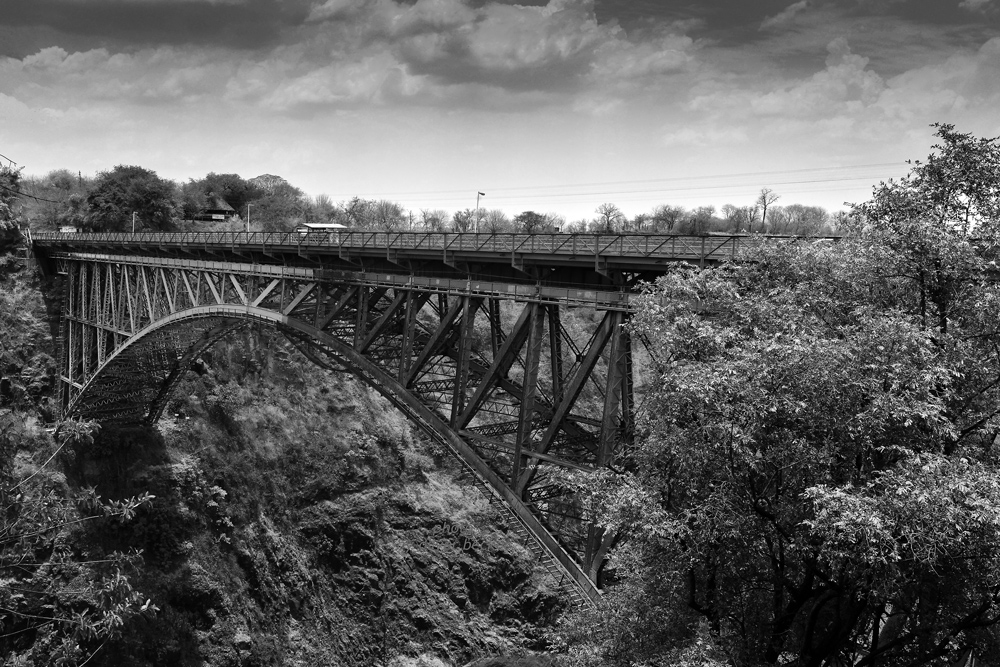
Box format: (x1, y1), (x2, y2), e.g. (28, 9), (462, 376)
(1, 0), (998, 220)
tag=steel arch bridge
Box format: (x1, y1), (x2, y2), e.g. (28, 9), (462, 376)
(30, 230), (758, 607)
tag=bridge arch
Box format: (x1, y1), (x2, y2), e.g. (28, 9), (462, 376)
(66, 303), (604, 603)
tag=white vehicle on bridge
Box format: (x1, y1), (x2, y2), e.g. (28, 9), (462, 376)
(295, 222), (348, 237)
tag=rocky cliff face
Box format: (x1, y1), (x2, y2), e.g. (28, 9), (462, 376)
(57, 328), (571, 666)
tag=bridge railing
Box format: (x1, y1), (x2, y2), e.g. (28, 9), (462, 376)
(31, 231), (834, 262)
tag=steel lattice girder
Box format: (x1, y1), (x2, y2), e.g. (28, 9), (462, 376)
(48, 251), (641, 606)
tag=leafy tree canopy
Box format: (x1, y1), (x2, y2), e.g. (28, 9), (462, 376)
(201, 172), (259, 214)
(584, 125), (1000, 666)
(86, 165), (178, 232)
(1, 164), (23, 230)
(1, 417), (155, 666)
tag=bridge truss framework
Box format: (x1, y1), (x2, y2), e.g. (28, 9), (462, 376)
(32, 231), (769, 607)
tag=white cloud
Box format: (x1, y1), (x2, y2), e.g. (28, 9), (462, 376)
(662, 127), (749, 147)
(959, 0), (994, 12)
(751, 38), (884, 115)
(760, 0), (810, 31)
(0, 92), (32, 120)
(307, 0), (357, 22)
(259, 55), (418, 109)
(875, 36), (1000, 120)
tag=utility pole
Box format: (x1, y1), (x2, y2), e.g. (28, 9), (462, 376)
(246, 204), (251, 233)
(132, 211), (136, 234)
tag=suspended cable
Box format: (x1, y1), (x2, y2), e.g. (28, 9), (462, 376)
(327, 162), (902, 199)
(0, 182), (62, 204)
(364, 174), (889, 206)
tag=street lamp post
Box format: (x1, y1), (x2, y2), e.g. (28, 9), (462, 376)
(246, 204), (251, 233)
(131, 211), (136, 234)
(475, 192), (485, 233)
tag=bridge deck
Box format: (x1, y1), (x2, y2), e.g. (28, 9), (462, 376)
(32, 230), (769, 271)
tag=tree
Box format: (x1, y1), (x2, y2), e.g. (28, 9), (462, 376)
(312, 194), (338, 223)
(626, 212), (650, 233)
(45, 169), (75, 192)
(1, 164), (22, 230)
(419, 209), (449, 232)
(57, 194), (88, 230)
(563, 218), (591, 233)
(755, 187), (780, 232)
(452, 208), (475, 232)
(1, 417), (155, 665)
(0, 164), (23, 252)
(674, 205), (716, 234)
(592, 203), (626, 233)
(781, 204), (830, 235)
(86, 165), (178, 232)
(244, 175), (307, 232)
(371, 199), (404, 231)
(513, 210), (549, 234)
(200, 173), (258, 216)
(586, 125), (1000, 666)
(721, 203), (758, 233)
(650, 204), (686, 233)
(340, 196), (374, 228)
(481, 209), (510, 233)
(179, 181), (208, 222)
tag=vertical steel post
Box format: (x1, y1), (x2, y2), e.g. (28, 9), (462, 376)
(354, 285), (370, 349)
(598, 311), (631, 467)
(547, 305), (563, 406)
(513, 302), (544, 486)
(398, 291), (418, 381)
(450, 295), (477, 426)
(488, 297), (501, 358)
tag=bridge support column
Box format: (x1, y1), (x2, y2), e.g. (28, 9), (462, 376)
(450, 295), (477, 426)
(513, 302), (544, 486)
(548, 305), (563, 406)
(599, 311), (633, 466)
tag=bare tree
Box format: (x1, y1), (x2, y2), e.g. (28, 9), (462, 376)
(452, 208), (475, 232)
(763, 205), (790, 234)
(592, 203), (626, 233)
(676, 205), (716, 235)
(782, 204), (829, 235)
(650, 204), (685, 233)
(755, 188), (780, 232)
(626, 212), (650, 233)
(372, 199), (404, 230)
(341, 197), (374, 228)
(419, 208), (449, 231)
(481, 209), (510, 233)
(313, 194), (337, 223)
(722, 203), (760, 233)
(513, 210), (549, 234)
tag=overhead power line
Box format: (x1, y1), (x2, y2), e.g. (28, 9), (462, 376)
(326, 162), (903, 200)
(347, 174), (895, 206)
(0, 151), (64, 203)
(0, 182), (62, 204)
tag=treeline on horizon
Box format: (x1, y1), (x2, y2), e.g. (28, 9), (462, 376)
(16, 165), (843, 236)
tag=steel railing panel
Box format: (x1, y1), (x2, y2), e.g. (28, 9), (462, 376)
(33, 231), (837, 266)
